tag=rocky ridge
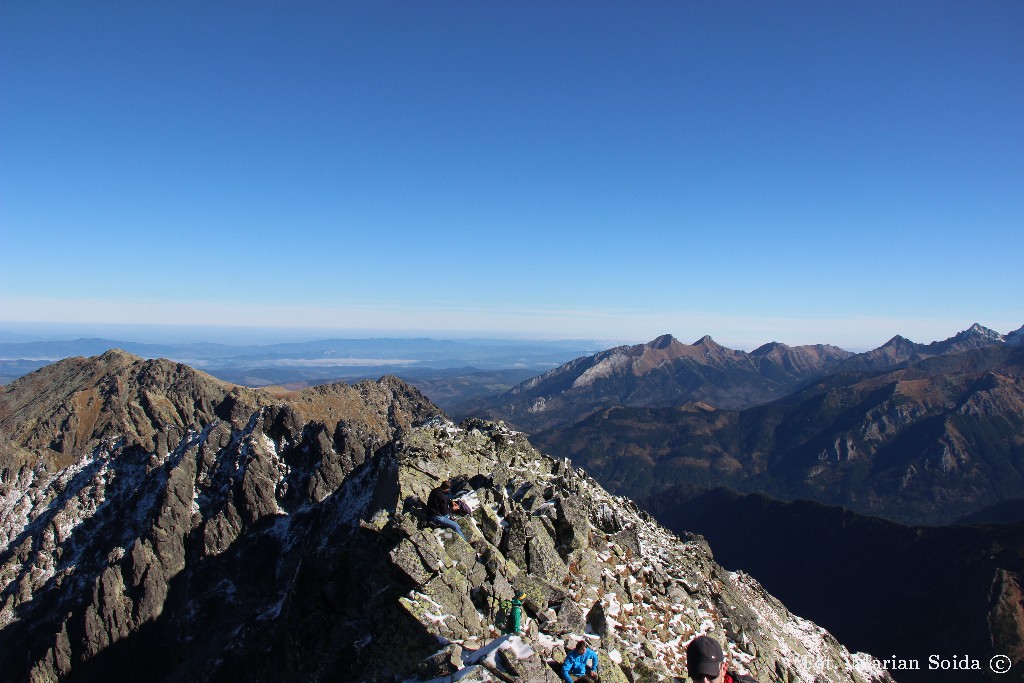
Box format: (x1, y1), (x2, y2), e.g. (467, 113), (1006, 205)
(827, 323), (1008, 374)
(0, 352), (890, 682)
(371, 418), (890, 682)
(1007, 325), (1024, 347)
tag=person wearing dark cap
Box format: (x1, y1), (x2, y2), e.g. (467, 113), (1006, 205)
(426, 479), (467, 541)
(561, 639), (600, 682)
(685, 635), (759, 683)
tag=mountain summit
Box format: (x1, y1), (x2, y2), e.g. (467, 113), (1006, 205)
(0, 349), (262, 461)
(0, 352), (890, 682)
(468, 335), (854, 433)
(829, 323), (1009, 374)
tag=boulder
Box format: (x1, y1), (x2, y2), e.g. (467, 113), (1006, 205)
(552, 599), (586, 634)
(417, 643), (463, 678)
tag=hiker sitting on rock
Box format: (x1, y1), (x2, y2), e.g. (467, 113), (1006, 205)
(426, 479), (467, 541)
(686, 635), (759, 683)
(561, 640), (599, 683)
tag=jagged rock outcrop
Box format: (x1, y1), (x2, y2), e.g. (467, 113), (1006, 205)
(1, 352), (891, 682)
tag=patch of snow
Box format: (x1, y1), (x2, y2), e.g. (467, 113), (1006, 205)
(0, 465), (43, 544)
(500, 635), (534, 660)
(401, 590), (455, 627)
(464, 634), (512, 665)
(536, 632), (563, 654)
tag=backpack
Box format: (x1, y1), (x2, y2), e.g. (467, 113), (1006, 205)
(489, 596), (522, 634)
(728, 673), (760, 683)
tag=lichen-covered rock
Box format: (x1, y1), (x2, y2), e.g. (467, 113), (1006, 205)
(343, 419), (893, 683)
(553, 599), (586, 634)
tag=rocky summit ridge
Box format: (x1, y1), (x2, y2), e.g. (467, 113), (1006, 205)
(1, 352), (890, 682)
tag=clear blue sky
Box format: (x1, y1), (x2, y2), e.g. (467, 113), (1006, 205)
(2, 1), (1022, 350)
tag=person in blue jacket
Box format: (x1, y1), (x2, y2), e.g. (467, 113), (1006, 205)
(561, 640), (600, 682)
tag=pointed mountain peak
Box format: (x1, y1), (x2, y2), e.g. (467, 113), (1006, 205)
(647, 334), (678, 350)
(957, 323), (1003, 342)
(882, 334), (914, 347)
(693, 334), (721, 348)
(932, 324), (1004, 351)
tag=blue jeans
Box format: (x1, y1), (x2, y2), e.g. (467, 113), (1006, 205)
(432, 514), (467, 541)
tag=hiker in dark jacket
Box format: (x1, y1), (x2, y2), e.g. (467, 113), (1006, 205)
(686, 635), (759, 683)
(426, 479), (467, 541)
(561, 640), (599, 682)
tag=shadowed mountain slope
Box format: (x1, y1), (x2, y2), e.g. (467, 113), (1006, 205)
(643, 487), (1024, 683)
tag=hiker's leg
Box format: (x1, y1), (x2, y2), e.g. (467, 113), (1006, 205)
(432, 514), (467, 541)
(449, 517), (467, 541)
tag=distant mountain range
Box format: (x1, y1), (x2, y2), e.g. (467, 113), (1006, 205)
(829, 323), (1018, 373)
(0, 336), (600, 407)
(468, 323), (1022, 428)
(0, 336), (598, 371)
(467, 333), (854, 426)
(467, 324), (1024, 525)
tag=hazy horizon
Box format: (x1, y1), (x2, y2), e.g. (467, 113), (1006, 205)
(1, 318), (1021, 355)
